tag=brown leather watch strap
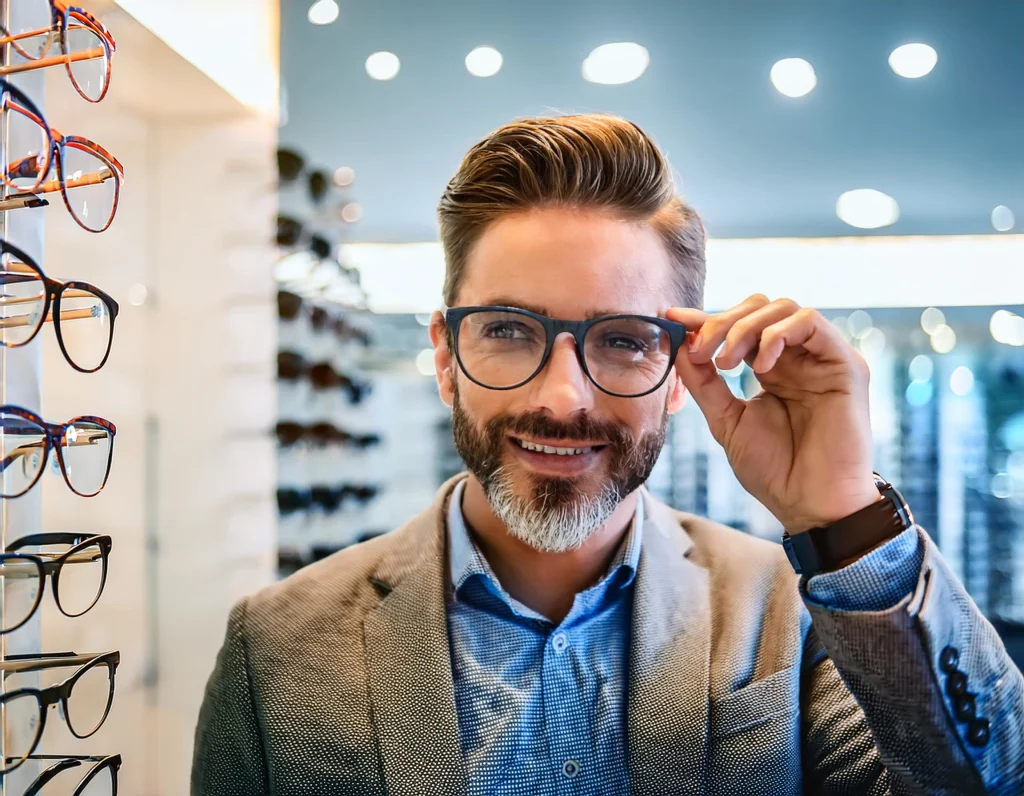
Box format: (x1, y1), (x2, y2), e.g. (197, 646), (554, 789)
(782, 475), (914, 577)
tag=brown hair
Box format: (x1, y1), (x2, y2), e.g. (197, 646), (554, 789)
(437, 113), (706, 310)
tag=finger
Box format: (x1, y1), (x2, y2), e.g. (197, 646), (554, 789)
(751, 307), (852, 373)
(674, 340), (746, 447)
(715, 298), (801, 371)
(687, 293), (771, 364)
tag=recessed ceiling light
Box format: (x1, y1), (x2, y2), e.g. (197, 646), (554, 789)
(908, 354), (933, 382)
(992, 205), (1015, 232)
(582, 42), (649, 85)
(836, 189), (899, 229)
(333, 166), (355, 188)
(466, 46), (503, 78)
(366, 51), (400, 81)
(930, 324), (957, 354)
(307, 0), (339, 26)
(889, 43), (937, 78)
(769, 58), (816, 98)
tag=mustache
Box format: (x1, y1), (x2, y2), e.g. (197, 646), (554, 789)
(485, 411), (634, 449)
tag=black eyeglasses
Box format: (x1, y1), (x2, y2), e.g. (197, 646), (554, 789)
(0, 405), (115, 498)
(0, 238), (118, 372)
(445, 306), (687, 398)
(0, 650), (119, 773)
(15, 753), (121, 795)
(0, 533), (111, 633)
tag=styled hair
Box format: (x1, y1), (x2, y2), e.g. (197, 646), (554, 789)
(437, 113), (706, 309)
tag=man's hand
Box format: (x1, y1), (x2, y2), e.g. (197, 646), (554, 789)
(668, 294), (881, 534)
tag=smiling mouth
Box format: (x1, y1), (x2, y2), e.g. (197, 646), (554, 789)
(509, 436), (608, 457)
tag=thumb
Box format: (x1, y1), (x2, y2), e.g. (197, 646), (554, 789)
(673, 345), (745, 448)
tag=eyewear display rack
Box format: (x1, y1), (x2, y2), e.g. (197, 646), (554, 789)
(0, 6), (47, 787)
(0, 3), (121, 790)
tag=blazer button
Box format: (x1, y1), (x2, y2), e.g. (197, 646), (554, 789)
(954, 694), (976, 723)
(939, 645), (960, 673)
(946, 670), (968, 698)
(967, 718), (991, 747)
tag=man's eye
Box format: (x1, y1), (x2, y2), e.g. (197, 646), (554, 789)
(603, 335), (646, 352)
(483, 322), (531, 340)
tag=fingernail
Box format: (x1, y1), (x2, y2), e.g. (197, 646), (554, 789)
(689, 334), (702, 353)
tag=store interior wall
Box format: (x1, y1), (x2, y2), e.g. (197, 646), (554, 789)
(33, 7), (278, 794)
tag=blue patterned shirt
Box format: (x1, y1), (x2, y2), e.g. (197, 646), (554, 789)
(445, 482), (924, 795)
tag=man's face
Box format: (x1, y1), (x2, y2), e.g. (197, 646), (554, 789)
(431, 208), (688, 552)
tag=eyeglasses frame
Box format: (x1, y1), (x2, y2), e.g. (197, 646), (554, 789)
(444, 305), (688, 398)
(0, 79), (124, 232)
(0, 1), (116, 102)
(0, 533), (112, 634)
(0, 650), (120, 773)
(0, 404), (116, 498)
(17, 753), (121, 796)
(0, 238), (119, 371)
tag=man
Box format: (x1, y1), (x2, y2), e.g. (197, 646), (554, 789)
(192, 114), (1023, 795)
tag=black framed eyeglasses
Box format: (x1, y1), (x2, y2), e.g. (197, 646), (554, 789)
(0, 650), (119, 773)
(0, 533), (112, 634)
(0, 238), (119, 372)
(15, 753), (121, 795)
(445, 306), (687, 398)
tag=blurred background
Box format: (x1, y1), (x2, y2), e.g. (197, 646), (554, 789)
(2, 0), (1022, 792)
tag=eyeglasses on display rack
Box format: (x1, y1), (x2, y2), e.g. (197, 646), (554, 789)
(0, 238), (118, 372)
(275, 421), (382, 449)
(0, 405), (115, 498)
(0, 79), (124, 232)
(277, 290), (372, 346)
(445, 305), (687, 398)
(0, 650), (119, 773)
(0, 0), (116, 102)
(13, 753), (121, 795)
(0, 533), (112, 634)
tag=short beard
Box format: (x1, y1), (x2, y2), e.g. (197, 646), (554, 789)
(450, 384), (668, 553)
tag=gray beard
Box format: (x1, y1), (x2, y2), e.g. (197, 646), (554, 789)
(483, 466), (623, 553)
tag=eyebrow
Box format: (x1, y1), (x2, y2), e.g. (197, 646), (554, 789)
(482, 298), (628, 320)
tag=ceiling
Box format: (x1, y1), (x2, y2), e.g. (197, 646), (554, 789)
(279, 0), (1024, 243)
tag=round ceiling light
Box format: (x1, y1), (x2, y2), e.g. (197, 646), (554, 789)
(466, 46), (503, 78)
(582, 42), (650, 85)
(889, 43), (937, 78)
(366, 51), (400, 81)
(990, 309), (1024, 346)
(340, 202), (363, 223)
(992, 205), (1015, 232)
(307, 0), (339, 26)
(769, 58), (816, 98)
(930, 324), (957, 354)
(836, 189), (900, 229)
(920, 307), (945, 335)
(333, 166), (355, 187)
(950, 366), (975, 396)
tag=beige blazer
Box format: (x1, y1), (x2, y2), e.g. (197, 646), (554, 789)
(192, 475), (1022, 795)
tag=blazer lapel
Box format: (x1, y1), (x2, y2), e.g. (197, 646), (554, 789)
(629, 490), (711, 796)
(363, 477), (468, 796)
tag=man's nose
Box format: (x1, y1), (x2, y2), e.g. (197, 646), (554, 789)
(527, 333), (595, 417)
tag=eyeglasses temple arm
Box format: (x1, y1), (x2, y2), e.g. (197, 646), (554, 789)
(0, 45), (104, 76)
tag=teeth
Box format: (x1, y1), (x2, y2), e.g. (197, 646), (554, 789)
(517, 439), (593, 456)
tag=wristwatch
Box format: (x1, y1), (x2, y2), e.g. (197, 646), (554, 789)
(781, 473), (914, 577)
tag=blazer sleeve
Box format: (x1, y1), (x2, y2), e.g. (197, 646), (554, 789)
(191, 598), (270, 796)
(802, 527), (1024, 795)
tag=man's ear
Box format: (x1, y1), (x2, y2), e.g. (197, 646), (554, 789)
(428, 311), (456, 408)
(666, 371), (687, 415)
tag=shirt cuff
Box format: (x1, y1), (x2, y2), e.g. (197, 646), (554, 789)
(804, 527), (924, 611)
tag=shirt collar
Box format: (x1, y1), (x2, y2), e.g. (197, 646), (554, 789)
(447, 479), (644, 618)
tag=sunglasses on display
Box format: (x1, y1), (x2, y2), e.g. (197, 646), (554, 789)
(0, 79), (124, 232)
(277, 290), (372, 346)
(0, 533), (112, 634)
(275, 421), (381, 450)
(15, 753), (121, 796)
(0, 405), (115, 499)
(0, 0), (116, 102)
(445, 305), (687, 398)
(0, 650), (119, 773)
(0, 238), (118, 372)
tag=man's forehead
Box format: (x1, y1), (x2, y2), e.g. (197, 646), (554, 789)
(473, 297), (643, 320)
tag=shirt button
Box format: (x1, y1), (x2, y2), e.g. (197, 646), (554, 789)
(939, 645), (960, 674)
(551, 632), (568, 653)
(562, 759), (580, 779)
(946, 670), (968, 698)
(967, 717), (991, 747)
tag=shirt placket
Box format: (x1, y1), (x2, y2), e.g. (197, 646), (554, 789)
(542, 623), (588, 796)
